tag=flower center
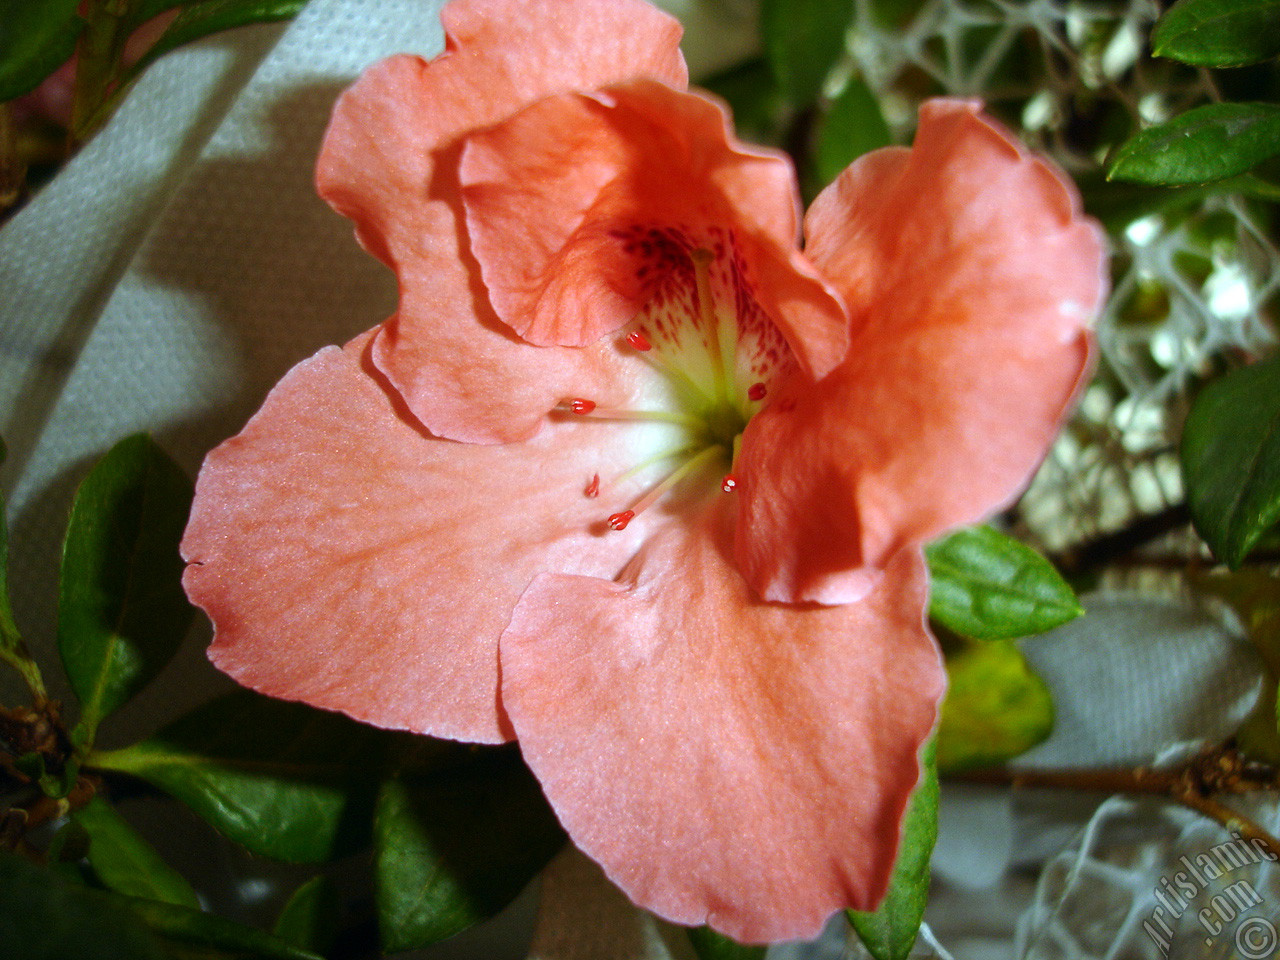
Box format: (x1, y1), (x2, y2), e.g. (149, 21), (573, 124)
(561, 227), (796, 530)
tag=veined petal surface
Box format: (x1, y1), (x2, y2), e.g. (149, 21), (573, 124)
(315, 0), (687, 443)
(500, 502), (944, 942)
(459, 80), (848, 379)
(183, 334), (678, 743)
(736, 99), (1106, 604)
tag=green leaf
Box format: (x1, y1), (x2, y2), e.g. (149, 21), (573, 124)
(0, 850), (170, 960)
(0, 434), (18, 649)
(88, 691), (391, 862)
(848, 741), (938, 960)
(127, 897), (324, 960)
(760, 0), (855, 104)
(123, 0), (309, 84)
(74, 797), (201, 909)
(274, 876), (340, 954)
(1153, 0), (1280, 67)
(58, 434), (194, 744)
(936, 638), (1054, 773)
(687, 925), (767, 960)
(702, 57), (783, 145)
(0, 848), (323, 960)
(375, 748), (566, 952)
(1182, 356), (1280, 568)
(0, 436), (48, 702)
(0, 0), (85, 102)
(814, 77), (891, 185)
(1108, 102), (1280, 186)
(926, 526), (1083, 641)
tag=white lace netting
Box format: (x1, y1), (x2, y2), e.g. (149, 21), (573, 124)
(799, 1), (1279, 958)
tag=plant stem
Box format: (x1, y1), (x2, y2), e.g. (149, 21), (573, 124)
(1053, 503), (1191, 576)
(955, 743), (1280, 860)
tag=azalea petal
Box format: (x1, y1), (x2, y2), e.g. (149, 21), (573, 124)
(736, 99), (1105, 604)
(458, 80), (849, 379)
(500, 500), (944, 943)
(183, 333), (682, 743)
(315, 0), (687, 443)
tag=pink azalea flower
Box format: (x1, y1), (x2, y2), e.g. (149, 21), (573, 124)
(181, 0), (1106, 943)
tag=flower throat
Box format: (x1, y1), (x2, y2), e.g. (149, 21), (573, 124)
(559, 228), (796, 530)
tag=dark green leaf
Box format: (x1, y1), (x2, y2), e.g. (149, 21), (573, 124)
(936, 638), (1054, 773)
(1153, 0), (1280, 67)
(814, 77), (891, 185)
(1182, 356), (1280, 567)
(375, 748), (566, 952)
(0, 0), (84, 101)
(127, 898), (324, 960)
(273, 877), (340, 953)
(1108, 102), (1280, 186)
(848, 741), (938, 960)
(926, 526), (1083, 640)
(702, 57), (783, 144)
(0, 850), (170, 960)
(760, 0), (854, 104)
(124, 0), (309, 84)
(0, 434), (18, 651)
(0, 435), (47, 703)
(687, 925), (767, 960)
(0, 848), (323, 960)
(87, 691), (391, 862)
(75, 797), (201, 909)
(58, 434), (194, 743)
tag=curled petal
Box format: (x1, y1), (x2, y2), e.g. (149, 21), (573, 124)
(183, 333), (674, 743)
(500, 501), (944, 943)
(315, 0), (687, 442)
(459, 80), (849, 379)
(737, 99), (1106, 604)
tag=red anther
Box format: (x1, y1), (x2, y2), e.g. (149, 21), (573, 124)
(584, 474), (600, 498)
(747, 382), (767, 402)
(569, 398), (597, 415)
(625, 330), (652, 351)
(608, 510), (635, 531)
(721, 475), (739, 493)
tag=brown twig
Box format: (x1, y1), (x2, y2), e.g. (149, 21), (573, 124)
(1053, 503), (1192, 577)
(955, 743), (1280, 860)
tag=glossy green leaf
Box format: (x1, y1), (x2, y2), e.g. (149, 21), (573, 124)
(760, 0), (854, 104)
(0, 0), (84, 101)
(127, 897), (323, 960)
(88, 691), (390, 862)
(1182, 356), (1280, 568)
(274, 876), (341, 953)
(0, 848), (322, 960)
(926, 526), (1083, 640)
(848, 741), (938, 960)
(687, 926), (766, 960)
(1153, 0), (1280, 67)
(74, 797), (200, 909)
(0, 850), (170, 960)
(375, 748), (566, 952)
(124, 0), (309, 84)
(936, 639), (1054, 773)
(814, 77), (891, 185)
(1109, 102), (1280, 186)
(58, 434), (194, 743)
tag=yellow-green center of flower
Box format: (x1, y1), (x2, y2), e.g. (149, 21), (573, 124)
(559, 229), (795, 530)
